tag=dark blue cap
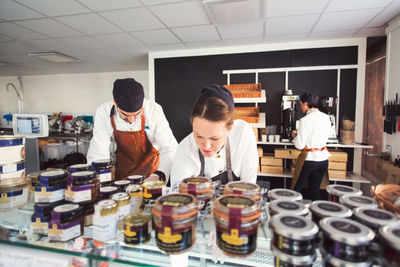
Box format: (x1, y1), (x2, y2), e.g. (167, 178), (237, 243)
(198, 84), (234, 109)
(113, 78), (144, 112)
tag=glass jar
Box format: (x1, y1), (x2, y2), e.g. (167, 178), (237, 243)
(124, 214), (152, 245)
(48, 203), (84, 242)
(113, 180), (132, 192)
(152, 193), (198, 254)
(179, 177), (213, 202)
(326, 184), (362, 203)
(270, 214), (318, 256)
(319, 217), (374, 263)
(379, 222), (400, 267)
(142, 180), (165, 205)
(99, 186), (118, 200)
(35, 170), (67, 203)
(339, 195), (378, 210)
(269, 200), (309, 217)
(0, 177), (30, 211)
(81, 201), (95, 226)
(321, 250), (373, 267)
(93, 199), (118, 242)
(0, 160), (25, 179)
(213, 195), (261, 257)
(127, 174), (145, 184)
(91, 159), (114, 184)
(126, 184), (143, 214)
(31, 200), (65, 235)
(223, 181), (261, 203)
(67, 163), (92, 173)
(65, 171), (100, 204)
(272, 245), (315, 267)
(110, 192), (131, 230)
(268, 189), (302, 202)
(310, 200), (352, 225)
(0, 135), (25, 165)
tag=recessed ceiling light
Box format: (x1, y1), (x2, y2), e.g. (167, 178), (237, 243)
(202, 0), (263, 24)
(27, 52), (80, 63)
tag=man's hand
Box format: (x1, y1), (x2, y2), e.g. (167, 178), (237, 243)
(144, 173), (159, 182)
(291, 130), (297, 139)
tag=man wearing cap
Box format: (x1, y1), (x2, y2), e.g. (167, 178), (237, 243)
(87, 78), (178, 182)
(170, 84), (258, 188)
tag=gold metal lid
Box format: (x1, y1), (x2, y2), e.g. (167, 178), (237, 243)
(111, 192), (130, 202)
(142, 180), (165, 190)
(96, 199), (118, 216)
(124, 214), (151, 226)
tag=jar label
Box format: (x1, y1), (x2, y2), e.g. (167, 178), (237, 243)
(156, 227), (192, 253)
(124, 224), (151, 245)
(31, 218), (48, 234)
(185, 177), (207, 184)
(220, 195), (254, 208)
(99, 171), (112, 182)
(229, 183), (258, 191)
(93, 213), (118, 242)
(118, 204), (131, 220)
(159, 194), (193, 207)
(34, 188), (64, 203)
(65, 187), (92, 202)
(216, 228), (256, 255)
(48, 224), (81, 242)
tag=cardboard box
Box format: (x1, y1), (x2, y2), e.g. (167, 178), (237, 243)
(261, 154), (283, 166)
(328, 170), (347, 179)
(261, 165), (283, 174)
(328, 161), (347, 171)
(373, 158), (391, 182)
(257, 147), (263, 158)
(274, 148), (301, 159)
(329, 150), (348, 162)
(253, 128), (259, 141)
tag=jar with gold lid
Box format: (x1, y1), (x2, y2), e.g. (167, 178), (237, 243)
(223, 181), (261, 203)
(65, 170), (100, 204)
(110, 192), (131, 230)
(213, 195), (261, 257)
(0, 177), (30, 211)
(142, 180), (165, 205)
(35, 170), (67, 203)
(179, 177), (213, 203)
(124, 214), (152, 245)
(93, 199), (118, 242)
(48, 203), (84, 242)
(126, 184), (143, 214)
(152, 193), (198, 254)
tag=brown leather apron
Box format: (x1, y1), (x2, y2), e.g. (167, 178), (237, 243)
(110, 106), (160, 179)
(198, 138), (240, 185)
(290, 146), (329, 190)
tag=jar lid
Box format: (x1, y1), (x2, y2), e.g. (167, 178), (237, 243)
(95, 199), (118, 216)
(111, 192), (129, 202)
(326, 184), (362, 197)
(268, 189), (302, 202)
(180, 177), (213, 192)
(127, 174), (145, 182)
(0, 135), (24, 147)
(269, 200), (309, 216)
(339, 195), (378, 209)
(0, 177), (30, 193)
(379, 222), (400, 251)
(124, 214), (151, 226)
(39, 170), (67, 180)
(52, 203), (83, 223)
(67, 163), (92, 173)
(91, 159), (113, 168)
(114, 180), (131, 186)
(126, 184), (142, 193)
(270, 214), (318, 240)
(354, 208), (398, 229)
(152, 193), (198, 218)
(142, 180), (165, 190)
(271, 245), (315, 265)
(214, 195), (260, 220)
(100, 186), (118, 193)
(319, 217), (375, 246)
(70, 171), (97, 182)
(310, 200), (352, 218)
(224, 181), (260, 195)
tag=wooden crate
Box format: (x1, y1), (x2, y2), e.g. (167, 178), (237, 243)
(328, 170), (346, 179)
(261, 165), (283, 174)
(224, 83), (262, 98)
(257, 147), (263, 158)
(261, 154), (283, 166)
(328, 161), (347, 171)
(329, 150), (348, 162)
(233, 107), (260, 123)
(274, 148), (301, 159)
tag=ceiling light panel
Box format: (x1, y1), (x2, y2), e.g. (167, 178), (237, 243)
(15, 0), (90, 16)
(149, 1), (210, 27)
(203, 0), (262, 24)
(28, 52), (80, 63)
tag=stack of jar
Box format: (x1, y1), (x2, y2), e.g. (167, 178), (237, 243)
(0, 136), (30, 211)
(223, 181), (261, 203)
(179, 177), (213, 207)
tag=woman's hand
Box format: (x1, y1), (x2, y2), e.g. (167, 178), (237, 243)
(144, 173), (159, 182)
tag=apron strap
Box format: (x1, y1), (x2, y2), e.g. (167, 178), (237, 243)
(140, 111), (146, 153)
(110, 106), (118, 137)
(198, 150), (205, 177)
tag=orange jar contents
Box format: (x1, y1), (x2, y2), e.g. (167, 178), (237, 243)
(213, 195), (261, 257)
(179, 177), (213, 203)
(152, 193), (198, 254)
(142, 180), (165, 205)
(223, 181), (261, 202)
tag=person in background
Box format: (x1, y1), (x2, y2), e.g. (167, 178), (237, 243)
(170, 84), (258, 188)
(87, 78), (178, 182)
(291, 92), (331, 200)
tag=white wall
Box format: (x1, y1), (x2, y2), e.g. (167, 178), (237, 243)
(385, 16), (400, 159)
(0, 71), (148, 127)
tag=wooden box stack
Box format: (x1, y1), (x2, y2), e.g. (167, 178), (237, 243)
(257, 147), (263, 172)
(233, 107), (260, 123)
(328, 150), (348, 179)
(260, 153), (283, 174)
(224, 83), (262, 98)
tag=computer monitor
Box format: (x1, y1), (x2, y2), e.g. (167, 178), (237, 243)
(12, 114), (49, 138)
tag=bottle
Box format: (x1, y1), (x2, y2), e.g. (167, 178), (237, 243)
(394, 155), (400, 167)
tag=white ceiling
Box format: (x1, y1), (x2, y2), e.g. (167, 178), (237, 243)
(0, 0), (399, 76)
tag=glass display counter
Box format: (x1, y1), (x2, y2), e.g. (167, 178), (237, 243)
(0, 193), (325, 267)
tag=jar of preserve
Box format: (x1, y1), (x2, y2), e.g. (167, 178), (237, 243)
(93, 199), (118, 242)
(270, 214), (318, 256)
(272, 244), (315, 267)
(81, 201), (95, 226)
(0, 160), (25, 179)
(91, 159), (114, 184)
(0, 177), (30, 211)
(213, 195), (261, 257)
(269, 200), (309, 217)
(224, 181), (261, 203)
(124, 214), (152, 245)
(126, 184), (143, 214)
(339, 195), (378, 210)
(31, 199), (65, 235)
(326, 184), (362, 203)
(48, 203), (84, 242)
(268, 189), (302, 202)
(99, 186), (118, 200)
(152, 193), (198, 254)
(65, 171), (100, 204)
(319, 217), (374, 263)
(379, 222), (400, 267)
(310, 200), (352, 225)
(67, 163), (92, 173)
(113, 180), (131, 191)
(142, 180), (165, 205)
(127, 174), (145, 184)
(35, 170), (67, 203)
(179, 177), (213, 202)
(110, 192), (131, 230)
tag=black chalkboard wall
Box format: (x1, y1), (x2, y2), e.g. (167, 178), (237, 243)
(154, 46), (358, 142)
